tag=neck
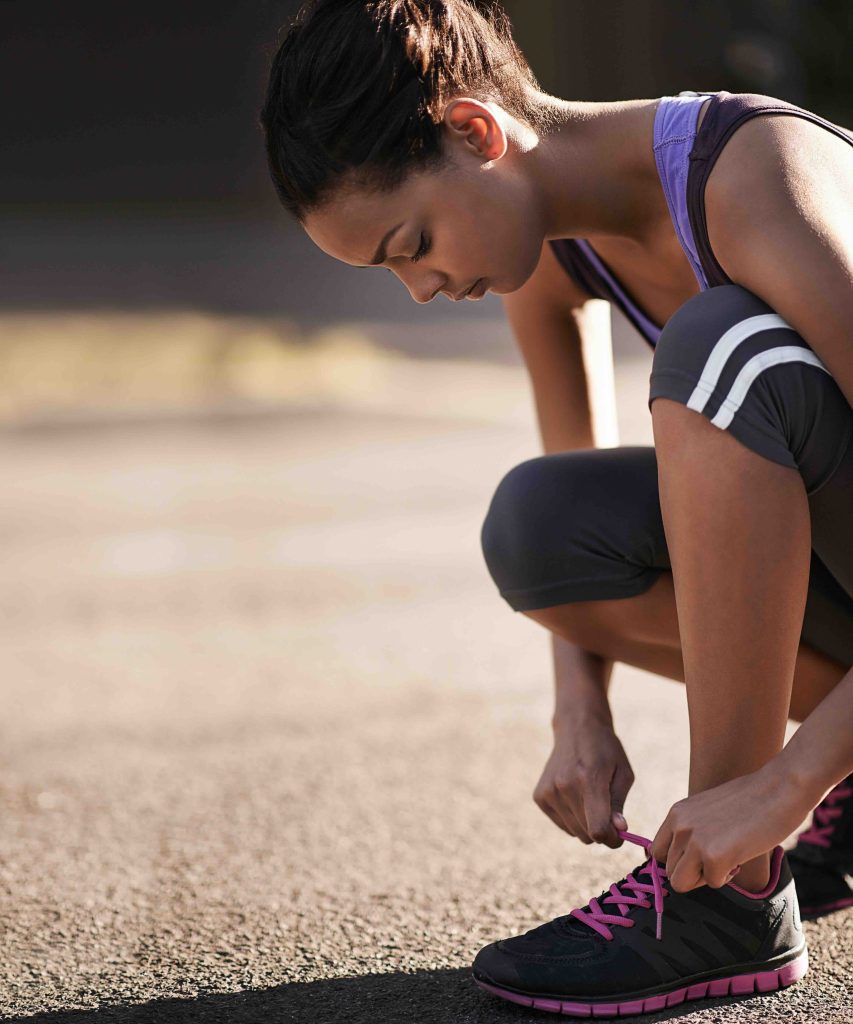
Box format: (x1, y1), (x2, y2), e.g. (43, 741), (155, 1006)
(525, 94), (661, 246)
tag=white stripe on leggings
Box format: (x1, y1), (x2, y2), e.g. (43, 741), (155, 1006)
(686, 314), (830, 425)
(708, 347), (831, 429)
(686, 314), (790, 411)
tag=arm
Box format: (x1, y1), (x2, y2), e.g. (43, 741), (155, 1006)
(551, 636), (614, 731)
(650, 666), (853, 892)
(648, 117), (853, 890)
(703, 112), (853, 410)
(503, 244), (631, 845)
(503, 258), (618, 453)
(502, 243), (620, 726)
(777, 662), (853, 804)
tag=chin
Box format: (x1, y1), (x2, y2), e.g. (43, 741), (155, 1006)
(494, 276), (523, 295)
(504, 257), (541, 294)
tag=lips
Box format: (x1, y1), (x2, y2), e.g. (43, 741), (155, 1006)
(465, 278), (487, 299)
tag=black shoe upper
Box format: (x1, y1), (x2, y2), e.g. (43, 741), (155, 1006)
(473, 845), (803, 1001)
(788, 857), (853, 918)
(789, 772), (853, 874)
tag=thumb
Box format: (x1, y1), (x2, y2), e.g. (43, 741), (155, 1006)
(610, 761), (633, 831)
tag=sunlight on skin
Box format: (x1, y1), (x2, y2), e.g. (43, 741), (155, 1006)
(301, 93), (658, 306)
(649, 397), (812, 893)
(302, 97), (544, 305)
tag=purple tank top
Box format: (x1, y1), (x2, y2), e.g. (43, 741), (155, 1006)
(549, 90), (853, 350)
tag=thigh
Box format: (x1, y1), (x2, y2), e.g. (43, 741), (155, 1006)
(808, 431), (853, 598)
(648, 283), (853, 665)
(805, 435), (853, 664)
(481, 445), (853, 666)
(648, 284), (853, 500)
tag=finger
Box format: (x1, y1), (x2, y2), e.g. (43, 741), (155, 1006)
(610, 813), (628, 841)
(606, 761), (630, 823)
(545, 807), (572, 836)
(610, 761), (634, 835)
(538, 799), (570, 835)
(704, 861), (733, 889)
(669, 850), (704, 894)
(723, 863), (742, 886)
(666, 836), (688, 883)
(541, 800), (591, 844)
(583, 775), (622, 848)
(705, 857), (742, 889)
(651, 817), (674, 865)
(552, 787), (594, 843)
(553, 798), (594, 844)
(559, 804), (594, 844)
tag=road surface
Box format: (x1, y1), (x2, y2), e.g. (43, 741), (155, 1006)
(0, 354), (849, 1021)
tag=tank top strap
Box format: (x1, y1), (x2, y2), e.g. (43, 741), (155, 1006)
(551, 90), (853, 350)
(548, 238), (661, 349)
(653, 90), (718, 292)
(687, 90), (853, 288)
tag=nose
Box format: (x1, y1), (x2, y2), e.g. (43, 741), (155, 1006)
(411, 282), (442, 304)
(395, 266), (444, 304)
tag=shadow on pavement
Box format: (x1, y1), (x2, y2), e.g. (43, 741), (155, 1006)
(16, 967), (774, 1024)
(16, 969), (476, 1024)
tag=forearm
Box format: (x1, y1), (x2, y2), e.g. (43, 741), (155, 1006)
(536, 309), (619, 739)
(776, 661), (853, 804)
(551, 633), (614, 733)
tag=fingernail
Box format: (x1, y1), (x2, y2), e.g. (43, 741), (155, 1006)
(613, 813), (627, 829)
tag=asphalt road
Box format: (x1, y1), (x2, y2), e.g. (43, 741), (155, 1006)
(0, 355), (849, 1022)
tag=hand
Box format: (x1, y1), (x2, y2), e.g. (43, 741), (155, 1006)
(650, 761), (815, 892)
(533, 719), (634, 848)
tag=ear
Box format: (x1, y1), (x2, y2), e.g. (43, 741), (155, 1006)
(442, 98), (508, 162)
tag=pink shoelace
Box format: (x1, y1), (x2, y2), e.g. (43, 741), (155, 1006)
(798, 780), (853, 848)
(569, 830), (669, 942)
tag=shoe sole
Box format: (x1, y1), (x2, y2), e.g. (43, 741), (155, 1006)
(473, 945), (808, 1018)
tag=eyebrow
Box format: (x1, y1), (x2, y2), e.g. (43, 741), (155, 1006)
(358, 222), (405, 267)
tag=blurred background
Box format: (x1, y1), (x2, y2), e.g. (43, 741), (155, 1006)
(3, 0), (851, 418)
(1, 2), (851, 1019)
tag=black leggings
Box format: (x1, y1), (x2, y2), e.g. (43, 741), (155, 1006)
(481, 286), (853, 668)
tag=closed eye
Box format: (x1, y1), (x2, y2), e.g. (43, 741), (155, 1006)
(410, 234), (431, 263)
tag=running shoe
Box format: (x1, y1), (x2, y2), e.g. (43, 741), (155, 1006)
(788, 772), (853, 920)
(472, 830), (807, 1018)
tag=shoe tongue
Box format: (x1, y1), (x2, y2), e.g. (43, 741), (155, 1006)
(557, 913), (597, 937)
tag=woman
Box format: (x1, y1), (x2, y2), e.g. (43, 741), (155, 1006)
(261, 0), (853, 1015)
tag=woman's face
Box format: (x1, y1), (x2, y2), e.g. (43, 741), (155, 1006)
(302, 99), (545, 304)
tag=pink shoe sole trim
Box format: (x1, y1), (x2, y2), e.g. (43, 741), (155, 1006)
(474, 947), (808, 1018)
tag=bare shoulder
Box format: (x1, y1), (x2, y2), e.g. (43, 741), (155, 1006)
(705, 107), (853, 227)
(503, 239), (596, 318)
(697, 105), (853, 408)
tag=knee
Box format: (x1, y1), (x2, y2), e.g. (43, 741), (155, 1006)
(480, 452), (586, 606)
(651, 284), (774, 382)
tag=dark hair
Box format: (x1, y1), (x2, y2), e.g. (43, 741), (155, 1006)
(260, 0), (549, 222)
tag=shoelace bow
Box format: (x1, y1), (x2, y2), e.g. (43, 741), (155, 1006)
(799, 781), (853, 848)
(569, 830), (669, 942)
